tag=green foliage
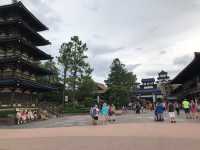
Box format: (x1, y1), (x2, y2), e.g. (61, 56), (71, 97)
(58, 36), (94, 104)
(38, 60), (62, 103)
(77, 77), (96, 101)
(105, 58), (137, 107)
(0, 110), (16, 118)
(82, 97), (96, 107)
(64, 104), (89, 114)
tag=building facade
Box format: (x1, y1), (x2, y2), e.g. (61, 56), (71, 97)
(136, 78), (162, 102)
(0, 1), (56, 109)
(171, 52), (200, 100)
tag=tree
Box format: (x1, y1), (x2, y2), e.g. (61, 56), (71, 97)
(77, 76), (96, 101)
(68, 36), (93, 103)
(105, 58), (137, 107)
(39, 59), (62, 103)
(58, 36), (93, 104)
(58, 42), (72, 106)
(43, 60), (60, 84)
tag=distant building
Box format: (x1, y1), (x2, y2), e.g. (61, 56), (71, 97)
(157, 70), (172, 98)
(95, 82), (107, 95)
(157, 70), (170, 84)
(136, 78), (162, 102)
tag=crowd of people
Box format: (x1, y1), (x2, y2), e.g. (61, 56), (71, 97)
(89, 98), (200, 125)
(90, 103), (116, 125)
(154, 99), (200, 123)
(16, 109), (48, 124)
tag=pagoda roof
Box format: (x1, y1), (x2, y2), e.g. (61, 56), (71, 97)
(0, 57), (53, 76)
(0, 1), (48, 31)
(0, 78), (57, 92)
(0, 38), (52, 60)
(141, 78), (155, 83)
(158, 70), (167, 75)
(171, 52), (200, 84)
(136, 88), (161, 95)
(0, 20), (50, 46)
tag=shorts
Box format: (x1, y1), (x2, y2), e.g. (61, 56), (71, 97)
(169, 112), (175, 118)
(184, 108), (189, 113)
(93, 116), (98, 120)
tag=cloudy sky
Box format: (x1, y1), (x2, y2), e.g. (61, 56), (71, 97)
(1, 0), (200, 83)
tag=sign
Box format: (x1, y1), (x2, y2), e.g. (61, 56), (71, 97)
(65, 96), (68, 102)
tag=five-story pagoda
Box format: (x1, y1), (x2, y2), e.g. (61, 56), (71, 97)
(0, 1), (56, 109)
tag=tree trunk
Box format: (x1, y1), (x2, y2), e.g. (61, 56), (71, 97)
(72, 70), (77, 105)
(62, 69), (67, 108)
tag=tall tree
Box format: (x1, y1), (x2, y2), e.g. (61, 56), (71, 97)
(58, 42), (72, 106)
(68, 36), (93, 103)
(105, 58), (137, 106)
(58, 36), (93, 104)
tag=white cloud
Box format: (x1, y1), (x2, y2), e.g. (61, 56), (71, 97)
(1, 0), (200, 83)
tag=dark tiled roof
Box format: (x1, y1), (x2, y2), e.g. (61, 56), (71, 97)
(171, 52), (200, 84)
(0, 1), (48, 31)
(0, 78), (57, 92)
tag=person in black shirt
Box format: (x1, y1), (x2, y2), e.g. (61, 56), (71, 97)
(168, 102), (176, 123)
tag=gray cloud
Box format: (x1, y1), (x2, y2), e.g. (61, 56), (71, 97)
(159, 50), (166, 55)
(1, 0), (200, 83)
(173, 54), (193, 66)
(127, 64), (141, 72)
(88, 41), (126, 56)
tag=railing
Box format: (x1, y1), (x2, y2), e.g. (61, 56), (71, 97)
(0, 74), (36, 81)
(0, 55), (41, 66)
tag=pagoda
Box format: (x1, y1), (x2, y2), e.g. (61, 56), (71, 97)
(157, 70), (170, 84)
(0, 1), (56, 109)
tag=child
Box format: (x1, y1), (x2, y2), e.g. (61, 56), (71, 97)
(168, 102), (176, 123)
(90, 105), (99, 125)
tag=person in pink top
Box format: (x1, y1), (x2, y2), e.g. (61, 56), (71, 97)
(191, 100), (197, 120)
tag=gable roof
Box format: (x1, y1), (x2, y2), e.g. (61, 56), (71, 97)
(171, 52), (200, 84)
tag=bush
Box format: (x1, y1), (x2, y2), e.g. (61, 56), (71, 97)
(64, 104), (89, 114)
(83, 97), (96, 107)
(0, 110), (16, 118)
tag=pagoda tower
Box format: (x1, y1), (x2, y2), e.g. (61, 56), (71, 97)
(0, 1), (56, 108)
(157, 70), (170, 84)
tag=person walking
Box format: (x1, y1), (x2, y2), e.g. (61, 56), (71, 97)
(90, 104), (99, 125)
(182, 99), (190, 119)
(191, 100), (197, 120)
(135, 102), (141, 114)
(175, 101), (180, 116)
(197, 101), (200, 120)
(108, 104), (116, 122)
(168, 102), (176, 123)
(100, 103), (109, 125)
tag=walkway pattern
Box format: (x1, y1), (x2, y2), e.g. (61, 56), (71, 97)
(0, 112), (200, 150)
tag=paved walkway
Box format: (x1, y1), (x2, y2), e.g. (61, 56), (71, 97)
(0, 112), (200, 150)
(0, 111), (193, 129)
(0, 122), (200, 150)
